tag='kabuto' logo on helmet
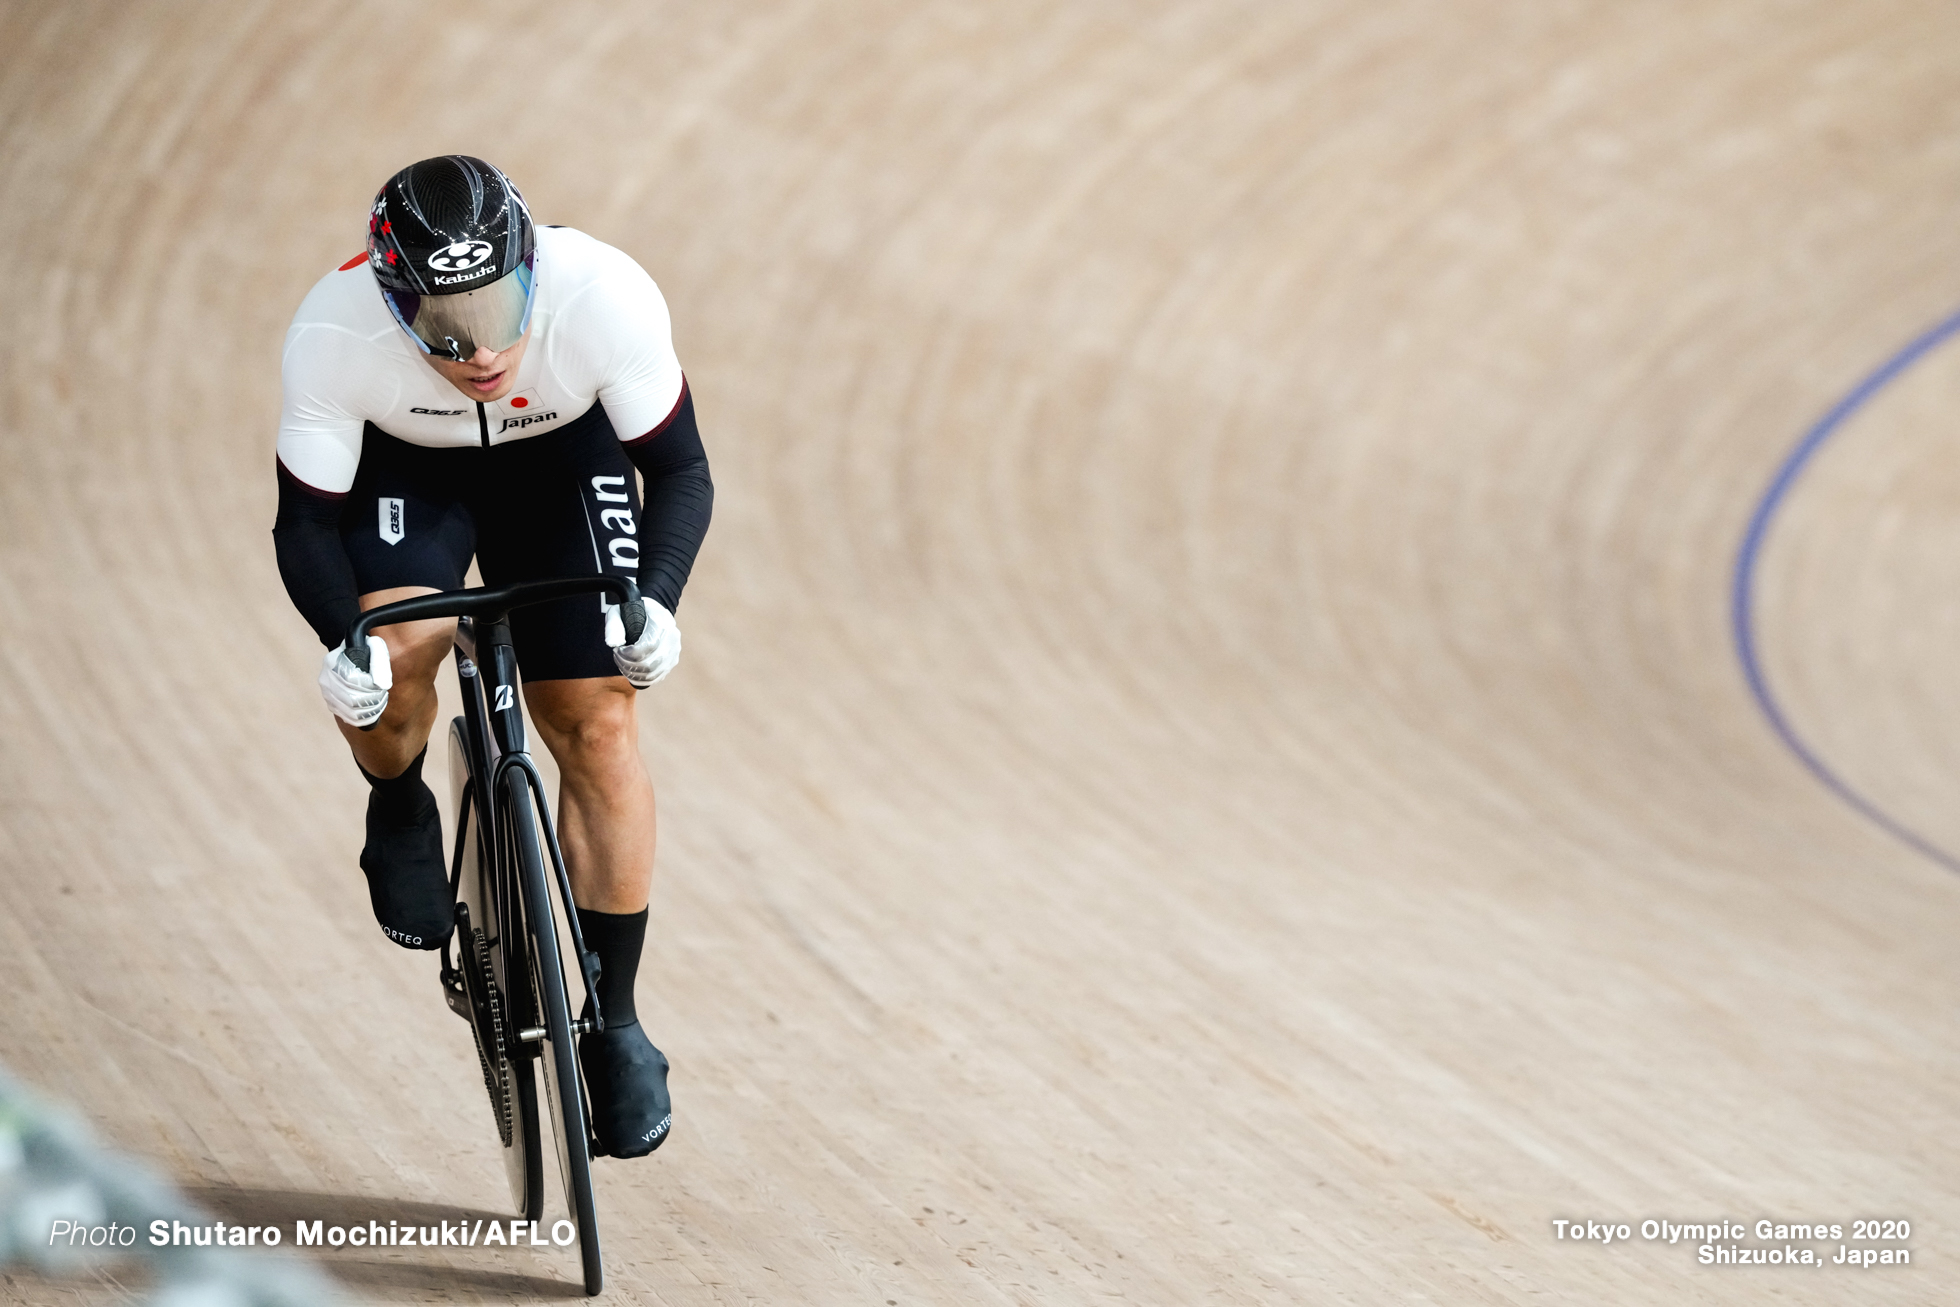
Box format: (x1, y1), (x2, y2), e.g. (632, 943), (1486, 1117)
(427, 240), (494, 273)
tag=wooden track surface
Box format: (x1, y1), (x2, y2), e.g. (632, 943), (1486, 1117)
(3, 3), (1958, 1301)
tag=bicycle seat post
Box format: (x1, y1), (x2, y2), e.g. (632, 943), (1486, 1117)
(452, 615), (480, 668)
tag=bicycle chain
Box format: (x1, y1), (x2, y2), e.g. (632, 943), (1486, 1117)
(462, 923), (514, 1148)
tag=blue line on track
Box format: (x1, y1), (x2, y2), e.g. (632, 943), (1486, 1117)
(1732, 306), (1960, 875)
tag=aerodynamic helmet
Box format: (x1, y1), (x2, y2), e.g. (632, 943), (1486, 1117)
(367, 155), (537, 360)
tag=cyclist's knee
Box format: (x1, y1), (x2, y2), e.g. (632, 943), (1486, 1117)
(356, 588), (455, 691)
(373, 616), (456, 687)
(528, 680), (638, 764)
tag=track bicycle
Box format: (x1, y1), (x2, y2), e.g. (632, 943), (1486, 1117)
(346, 575), (648, 1297)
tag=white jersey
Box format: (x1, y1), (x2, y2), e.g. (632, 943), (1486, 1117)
(277, 226), (685, 495)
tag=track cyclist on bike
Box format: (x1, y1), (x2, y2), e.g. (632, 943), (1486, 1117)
(271, 156), (710, 1159)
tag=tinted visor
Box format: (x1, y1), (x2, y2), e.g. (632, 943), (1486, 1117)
(381, 255), (535, 360)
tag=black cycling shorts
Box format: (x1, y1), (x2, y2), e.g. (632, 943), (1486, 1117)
(340, 403), (643, 682)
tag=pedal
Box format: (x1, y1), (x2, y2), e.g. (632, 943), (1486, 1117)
(440, 904), (475, 1020)
(441, 968), (472, 1020)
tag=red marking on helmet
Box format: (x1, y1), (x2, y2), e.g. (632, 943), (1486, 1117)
(511, 397), (528, 408)
(382, 221), (392, 234)
(386, 250), (398, 264)
(338, 254), (367, 271)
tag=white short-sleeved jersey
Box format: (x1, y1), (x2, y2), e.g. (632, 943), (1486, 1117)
(277, 226), (685, 495)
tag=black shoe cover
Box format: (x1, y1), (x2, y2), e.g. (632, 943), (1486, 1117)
(358, 787), (453, 950)
(580, 1020), (672, 1158)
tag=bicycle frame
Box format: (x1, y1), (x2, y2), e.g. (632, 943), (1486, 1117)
(450, 612), (605, 1033)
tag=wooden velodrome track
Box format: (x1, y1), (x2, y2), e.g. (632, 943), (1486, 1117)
(4, 2), (1959, 1302)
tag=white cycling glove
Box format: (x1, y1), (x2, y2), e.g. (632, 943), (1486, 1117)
(319, 637), (393, 727)
(606, 599), (681, 688)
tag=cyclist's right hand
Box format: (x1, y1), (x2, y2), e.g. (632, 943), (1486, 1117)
(606, 597), (681, 688)
(319, 637), (393, 727)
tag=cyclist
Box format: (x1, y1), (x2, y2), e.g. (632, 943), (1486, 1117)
(270, 155), (710, 1159)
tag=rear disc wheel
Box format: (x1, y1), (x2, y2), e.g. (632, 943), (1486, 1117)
(449, 717), (544, 1219)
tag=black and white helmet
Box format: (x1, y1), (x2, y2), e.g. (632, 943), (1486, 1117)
(367, 155), (537, 360)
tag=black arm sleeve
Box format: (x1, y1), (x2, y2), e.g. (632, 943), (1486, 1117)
(272, 461), (362, 648)
(622, 380), (713, 614)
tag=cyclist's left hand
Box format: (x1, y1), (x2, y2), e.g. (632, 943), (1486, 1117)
(607, 599), (681, 688)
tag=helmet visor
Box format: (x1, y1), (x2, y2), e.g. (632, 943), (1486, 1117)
(381, 255), (535, 360)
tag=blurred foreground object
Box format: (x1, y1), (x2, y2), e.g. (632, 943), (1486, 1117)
(0, 1064), (346, 1304)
